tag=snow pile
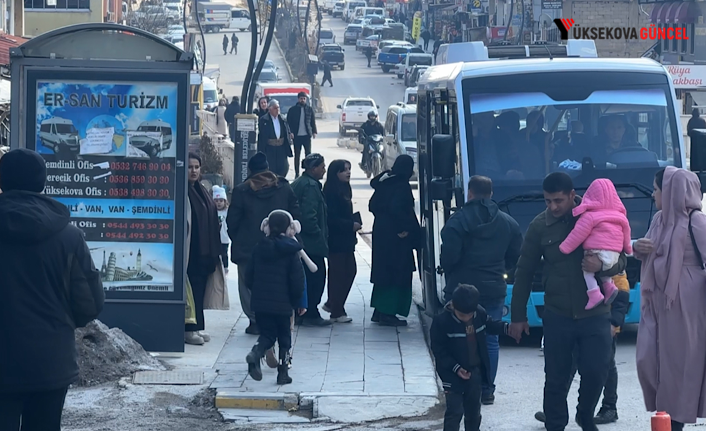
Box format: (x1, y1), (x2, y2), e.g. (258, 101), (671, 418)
(74, 320), (165, 387)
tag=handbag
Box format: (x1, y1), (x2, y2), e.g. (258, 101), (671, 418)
(688, 209), (706, 270)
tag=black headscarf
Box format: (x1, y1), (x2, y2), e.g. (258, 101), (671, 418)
(391, 154), (414, 180)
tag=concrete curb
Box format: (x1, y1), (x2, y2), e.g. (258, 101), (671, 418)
(273, 36), (294, 82)
(215, 392), (299, 410)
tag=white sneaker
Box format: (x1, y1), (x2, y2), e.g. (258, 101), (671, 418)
(199, 331), (211, 342)
(332, 316), (353, 323)
(185, 331), (205, 345)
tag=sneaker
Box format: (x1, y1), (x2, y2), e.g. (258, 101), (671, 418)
(481, 393), (495, 405)
(534, 411), (545, 423)
(245, 322), (260, 335)
(302, 317), (332, 327)
(594, 407), (618, 424)
(184, 331), (205, 345)
(198, 331), (211, 342)
(332, 315), (353, 323)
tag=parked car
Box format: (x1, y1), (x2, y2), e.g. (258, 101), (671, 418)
(378, 44), (424, 73)
(407, 65), (429, 87)
(396, 53), (433, 80)
(332, 1), (344, 17)
(320, 44), (346, 70)
(357, 34), (380, 52)
(344, 24), (363, 45)
(254, 59), (277, 71)
(337, 96), (379, 136)
(256, 68), (279, 84)
(319, 28), (335, 44)
(383, 102), (417, 180)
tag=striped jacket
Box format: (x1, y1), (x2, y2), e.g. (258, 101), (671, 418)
(430, 303), (509, 393)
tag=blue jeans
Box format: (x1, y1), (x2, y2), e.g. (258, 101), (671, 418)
(481, 298), (504, 397)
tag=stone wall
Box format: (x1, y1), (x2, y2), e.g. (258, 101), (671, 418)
(563, 0), (655, 57)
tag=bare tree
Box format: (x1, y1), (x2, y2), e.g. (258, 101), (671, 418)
(126, 4), (176, 35)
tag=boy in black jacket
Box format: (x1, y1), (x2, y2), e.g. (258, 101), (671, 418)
(431, 284), (522, 431)
(245, 211), (306, 385)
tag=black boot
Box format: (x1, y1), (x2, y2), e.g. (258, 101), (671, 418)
(277, 350), (293, 385)
(671, 420), (684, 431)
(245, 344), (265, 381)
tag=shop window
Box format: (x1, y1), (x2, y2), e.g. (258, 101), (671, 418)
(681, 25), (688, 54)
(24, 0), (90, 9)
(672, 24), (678, 52)
(691, 23), (695, 54)
(663, 25), (670, 52)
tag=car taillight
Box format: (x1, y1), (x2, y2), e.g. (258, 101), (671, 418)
(342, 113), (346, 121)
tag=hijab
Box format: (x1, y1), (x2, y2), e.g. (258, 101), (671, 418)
(641, 166), (703, 308)
(391, 155), (414, 180)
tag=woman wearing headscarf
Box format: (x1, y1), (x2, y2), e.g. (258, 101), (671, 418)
(185, 153), (225, 345)
(634, 166), (706, 431)
(368, 155), (421, 326)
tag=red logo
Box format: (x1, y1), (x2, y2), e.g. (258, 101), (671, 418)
(554, 18), (575, 40)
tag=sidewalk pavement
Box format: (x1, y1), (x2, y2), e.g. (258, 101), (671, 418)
(157, 243), (439, 424)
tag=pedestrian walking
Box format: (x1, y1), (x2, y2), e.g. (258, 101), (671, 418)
(286, 92), (318, 178)
(433, 39), (442, 63)
(322, 160), (360, 323)
(534, 270), (631, 425)
(253, 96), (269, 118)
(635, 167), (706, 431)
(213, 186), (230, 274)
(257, 99), (294, 178)
(222, 34), (229, 55)
(231, 33), (239, 54)
(244, 210), (306, 385)
(369, 155), (421, 326)
(214, 99), (228, 136)
(559, 178), (631, 309)
(439, 175), (522, 405)
(292, 153), (331, 326)
(227, 152), (301, 335)
(224, 96), (240, 136)
(421, 28), (431, 51)
(365, 46), (373, 68)
(0, 149), (105, 430)
(509, 172), (627, 431)
(185, 153), (227, 345)
(321, 61), (333, 87)
(430, 284), (521, 431)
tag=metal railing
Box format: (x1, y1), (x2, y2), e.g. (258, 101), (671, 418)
(195, 109), (235, 187)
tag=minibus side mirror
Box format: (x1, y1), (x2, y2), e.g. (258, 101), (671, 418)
(431, 133), (455, 179)
(689, 129), (706, 194)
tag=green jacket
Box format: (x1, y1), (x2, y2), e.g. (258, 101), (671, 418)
(511, 197), (627, 322)
(291, 173), (329, 258)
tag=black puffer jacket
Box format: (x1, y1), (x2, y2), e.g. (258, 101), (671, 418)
(0, 191), (104, 393)
(245, 236), (305, 316)
(227, 171), (301, 265)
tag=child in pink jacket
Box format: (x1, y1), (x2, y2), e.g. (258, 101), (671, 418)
(559, 178), (632, 310)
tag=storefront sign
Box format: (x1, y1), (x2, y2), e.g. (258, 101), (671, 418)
(36, 80), (179, 293)
(541, 0), (562, 9)
(412, 12), (422, 39)
(666, 65), (706, 89)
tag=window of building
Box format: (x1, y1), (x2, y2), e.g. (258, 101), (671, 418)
(681, 25), (688, 54)
(672, 24), (678, 52)
(691, 23), (696, 54)
(663, 25), (670, 52)
(24, 0), (90, 10)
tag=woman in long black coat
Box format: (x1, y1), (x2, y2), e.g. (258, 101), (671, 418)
(368, 155), (421, 326)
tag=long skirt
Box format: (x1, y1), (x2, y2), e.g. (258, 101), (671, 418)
(370, 273), (412, 317)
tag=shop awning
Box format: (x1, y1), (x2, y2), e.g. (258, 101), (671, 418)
(650, 1), (699, 24)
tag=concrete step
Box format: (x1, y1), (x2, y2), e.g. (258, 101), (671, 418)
(215, 391), (300, 410)
(219, 408), (311, 424)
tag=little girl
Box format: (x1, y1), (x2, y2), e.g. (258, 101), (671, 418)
(245, 210), (306, 385)
(213, 186), (230, 274)
(559, 178), (632, 310)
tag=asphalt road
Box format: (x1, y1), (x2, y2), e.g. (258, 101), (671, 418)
(202, 20), (671, 430)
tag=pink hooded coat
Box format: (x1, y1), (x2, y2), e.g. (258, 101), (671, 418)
(636, 167), (706, 424)
(559, 178), (632, 255)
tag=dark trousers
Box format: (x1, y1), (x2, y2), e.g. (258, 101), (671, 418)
(0, 387), (69, 431)
(326, 252), (357, 318)
(185, 272), (208, 332)
(443, 368), (482, 431)
(255, 312), (292, 353)
(423, 38), (429, 50)
(303, 256), (327, 320)
(566, 336), (618, 410)
(293, 135), (312, 177)
(543, 309), (612, 431)
(480, 298), (504, 397)
(231, 43), (237, 54)
(223, 45), (228, 54)
(322, 75), (333, 86)
(220, 243), (229, 269)
(366, 56), (371, 67)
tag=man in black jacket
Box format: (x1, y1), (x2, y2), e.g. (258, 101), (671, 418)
(0, 149), (104, 430)
(431, 284), (521, 431)
(440, 175), (522, 406)
(227, 152), (301, 335)
(286, 92), (317, 178)
(225, 96), (241, 140)
(257, 99), (293, 178)
(359, 110), (384, 170)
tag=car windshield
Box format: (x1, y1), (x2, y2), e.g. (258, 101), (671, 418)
(259, 70), (278, 81)
(368, 17), (385, 24)
(137, 125), (160, 132)
(203, 90), (218, 103)
(346, 100), (374, 107)
(409, 56), (432, 66)
(256, 60), (276, 70)
(272, 95), (300, 115)
(56, 124), (77, 134)
(401, 114), (416, 141)
(320, 30), (333, 38)
(466, 85), (679, 184)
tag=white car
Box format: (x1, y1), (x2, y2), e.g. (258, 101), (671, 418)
(337, 97), (379, 136)
(332, 1), (344, 17)
(167, 25), (186, 36)
(319, 28), (335, 45)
